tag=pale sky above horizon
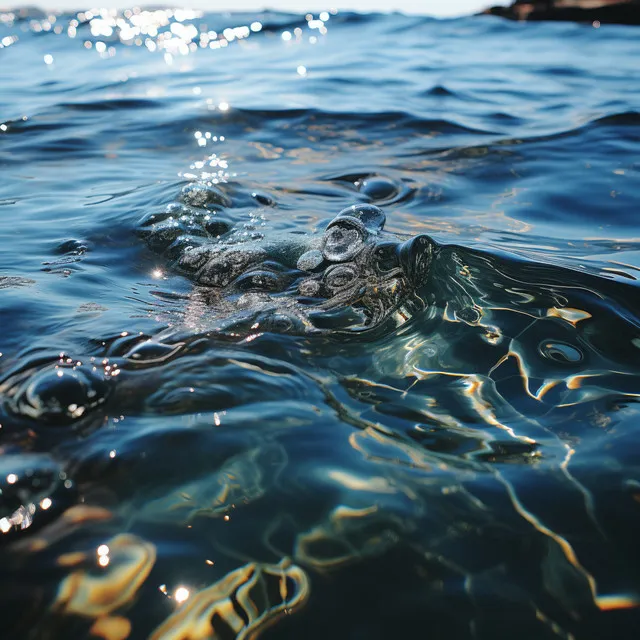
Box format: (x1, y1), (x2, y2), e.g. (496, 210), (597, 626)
(3, 0), (510, 18)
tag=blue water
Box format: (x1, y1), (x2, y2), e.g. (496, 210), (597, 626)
(1, 7), (640, 639)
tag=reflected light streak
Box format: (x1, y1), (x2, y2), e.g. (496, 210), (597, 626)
(595, 594), (640, 611)
(546, 306), (592, 326)
(462, 375), (537, 445)
(497, 472), (601, 607)
(149, 559), (309, 640)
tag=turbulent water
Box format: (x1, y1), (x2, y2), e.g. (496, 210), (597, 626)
(1, 7), (640, 639)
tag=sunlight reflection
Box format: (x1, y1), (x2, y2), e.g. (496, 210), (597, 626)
(174, 586), (190, 604)
(54, 534), (156, 618)
(0, 7), (331, 65)
(149, 559), (309, 640)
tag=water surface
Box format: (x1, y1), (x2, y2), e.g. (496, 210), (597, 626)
(1, 7), (640, 639)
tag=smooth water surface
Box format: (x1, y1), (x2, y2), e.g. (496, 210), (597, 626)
(1, 7), (640, 639)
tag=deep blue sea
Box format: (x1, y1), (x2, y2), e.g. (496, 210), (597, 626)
(1, 7), (640, 639)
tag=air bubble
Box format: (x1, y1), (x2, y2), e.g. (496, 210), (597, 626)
(299, 279), (320, 297)
(233, 270), (285, 292)
(335, 204), (386, 233)
(8, 366), (110, 426)
(322, 224), (364, 263)
(356, 176), (398, 202)
(323, 264), (358, 292)
(297, 249), (324, 271)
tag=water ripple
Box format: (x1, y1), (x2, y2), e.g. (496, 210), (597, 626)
(1, 8), (640, 639)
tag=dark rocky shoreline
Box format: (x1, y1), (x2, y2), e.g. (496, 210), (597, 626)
(483, 0), (640, 25)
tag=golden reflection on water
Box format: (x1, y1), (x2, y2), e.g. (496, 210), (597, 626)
(349, 427), (439, 472)
(149, 558), (309, 640)
(54, 533), (156, 618)
(89, 615), (132, 640)
(295, 503), (410, 571)
(14, 505), (113, 553)
(546, 306), (592, 326)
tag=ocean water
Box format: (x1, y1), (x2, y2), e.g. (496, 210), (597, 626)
(1, 7), (640, 639)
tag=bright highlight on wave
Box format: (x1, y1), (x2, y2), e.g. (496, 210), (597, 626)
(0, 6), (337, 63)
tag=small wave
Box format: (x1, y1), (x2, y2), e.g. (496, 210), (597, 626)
(403, 109), (640, 160)
(423, 84), (458, 97)
(58, 98), (163, 112)
(193, 106), (499, 137)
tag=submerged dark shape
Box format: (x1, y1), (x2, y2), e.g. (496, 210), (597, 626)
(138, 202), (434, 335)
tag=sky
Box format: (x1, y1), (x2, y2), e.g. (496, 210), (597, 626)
(6, 1), (510, 18)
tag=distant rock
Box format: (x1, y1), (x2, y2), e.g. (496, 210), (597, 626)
(482, 0), (640, 25)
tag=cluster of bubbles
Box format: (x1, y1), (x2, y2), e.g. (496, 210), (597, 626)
(137, 180), (434, 335)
